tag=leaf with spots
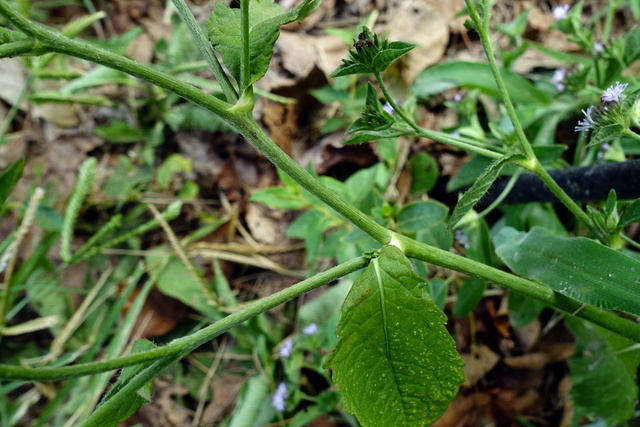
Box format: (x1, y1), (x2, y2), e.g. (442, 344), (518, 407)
(324, 245), (464, 426)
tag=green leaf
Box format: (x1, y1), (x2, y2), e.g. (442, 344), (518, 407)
(411, 61), (551, 105)
(494, 226), (640, 316)
(453, 278), (486, 318)
(324, 246), (464, 426)
(28, 91), (113, 106)
(330, 27), (416, 78)
(95, 121), (146, 144)
(448, 154), (524, 231)
(588, 122), (625, 147)
(346, 83), (395, 133)
(207, 0), (320, 88)
(0, 159), (25, 209)
(409, 152), (438, 194)
(152, 257), (219, 318)
(508, 292), (545, 328)
(620, 198), (640, 227)
(565, 318), (639, 424)
(397, 201), (448, 234)
(155, 154), (192, 190)
(228, 376), (272, 427)
(96, 339), (157, 426)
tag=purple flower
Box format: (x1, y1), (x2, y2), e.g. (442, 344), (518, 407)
(451, 130), (460, 138)
(454, 230), (470, 249)
(593, 41), (604, 55)
(601, 82), (628, 103)
(382, 102), (394, 115)
(552, 68), (566, 91)
(278, 339), (294, 358)
(453, 92), (463, 102)
(575, 106), (597, 132)
(553, 4), (570, 20)
(303, 323), (318, 335)
(272, 383), (288, 412)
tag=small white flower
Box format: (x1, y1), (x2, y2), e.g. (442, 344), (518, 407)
(451, 130), (461, 138)
(272, 383), (288, 412)
(552, 68), (566, 91)
(453, 92), (463, 102)
(278, 339), (294, 358)
(593, 41), (604, 55)
(553, 4), (570, 20)
(601, 81), (628, 103)
(303, 323), (318, 335)
(382, 102), (394, 115)
(575, 106), (597, 132)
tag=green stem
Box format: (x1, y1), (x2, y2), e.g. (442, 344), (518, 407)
(236, 114), (393, 243)
(465, 0), (535, 160)
(623, 129), (640, 143)
(0, 39), (37, 57)
(374, 73), (503, 160)
(171, 0), (238, 103)
(0, 256), (370, 381)
(398, 235), (640, 342)
(239, 0), (250, 93)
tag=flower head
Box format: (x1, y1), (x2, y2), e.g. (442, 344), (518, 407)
(552, 68), (566, 91)
(553, 4), (570, 20)
(601, 82), (628, 103)
(278, 339), (294, 358)
(575, 106), (598, 132)
(593, 41), (604, 55)
(272, 383), (288, 412)
(382, 102), (394, 115)
(303, 323), (318, 335)
(454, 230), (470, 249)
(453, 92), (463, 102)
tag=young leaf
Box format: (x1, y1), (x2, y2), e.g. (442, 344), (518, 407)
(619, 198), (640, 227)
(207, 0), (320, 89)
(494, 226), (640, 316)
(448, 154), (524, 231)
(95, 339), (158, 426)
(324, 245), (464, 426)
(346, 83), (395, 133)
(330, 27), (416, 78)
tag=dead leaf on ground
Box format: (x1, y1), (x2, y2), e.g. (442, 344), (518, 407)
(461, 344), (501, 387)
(385, 0), (449, 85)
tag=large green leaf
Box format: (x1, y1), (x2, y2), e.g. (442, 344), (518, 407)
(411, 61), (551, 105)
(565, 318), (640, 424)
(324, 246), (464, 426)
(397, 201), (448, 234)
(494, 227), (640, 316)
(207, 0), (320, 88)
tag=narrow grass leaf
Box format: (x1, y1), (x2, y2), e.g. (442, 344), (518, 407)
(324, 245), (464, 426)
(494, 226), (640, 316)
(0, 159), (24, 208)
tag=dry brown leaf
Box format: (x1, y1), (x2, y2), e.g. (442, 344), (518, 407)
(245, 202), (290, 245)
(385, 0), (449, 84)
(461, 344), (501, 387)
(503, 352), (550, 370)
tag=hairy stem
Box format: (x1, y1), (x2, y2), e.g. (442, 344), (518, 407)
(0, 256), (370, 381)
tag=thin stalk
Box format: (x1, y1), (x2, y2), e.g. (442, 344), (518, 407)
(239, 0), (250, 92)
(465, 0), (535, 160)
(374, 73), (503, 160)
(171, 0), (238, 103)
(0, 257), (370, 381)
(0, 39), (37, 57)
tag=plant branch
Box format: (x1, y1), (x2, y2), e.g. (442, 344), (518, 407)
(0, 39), (37, 58)
(0, 256), (370, 381)
(171, 0), (238, 103)
(373, 72), (503, 159)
